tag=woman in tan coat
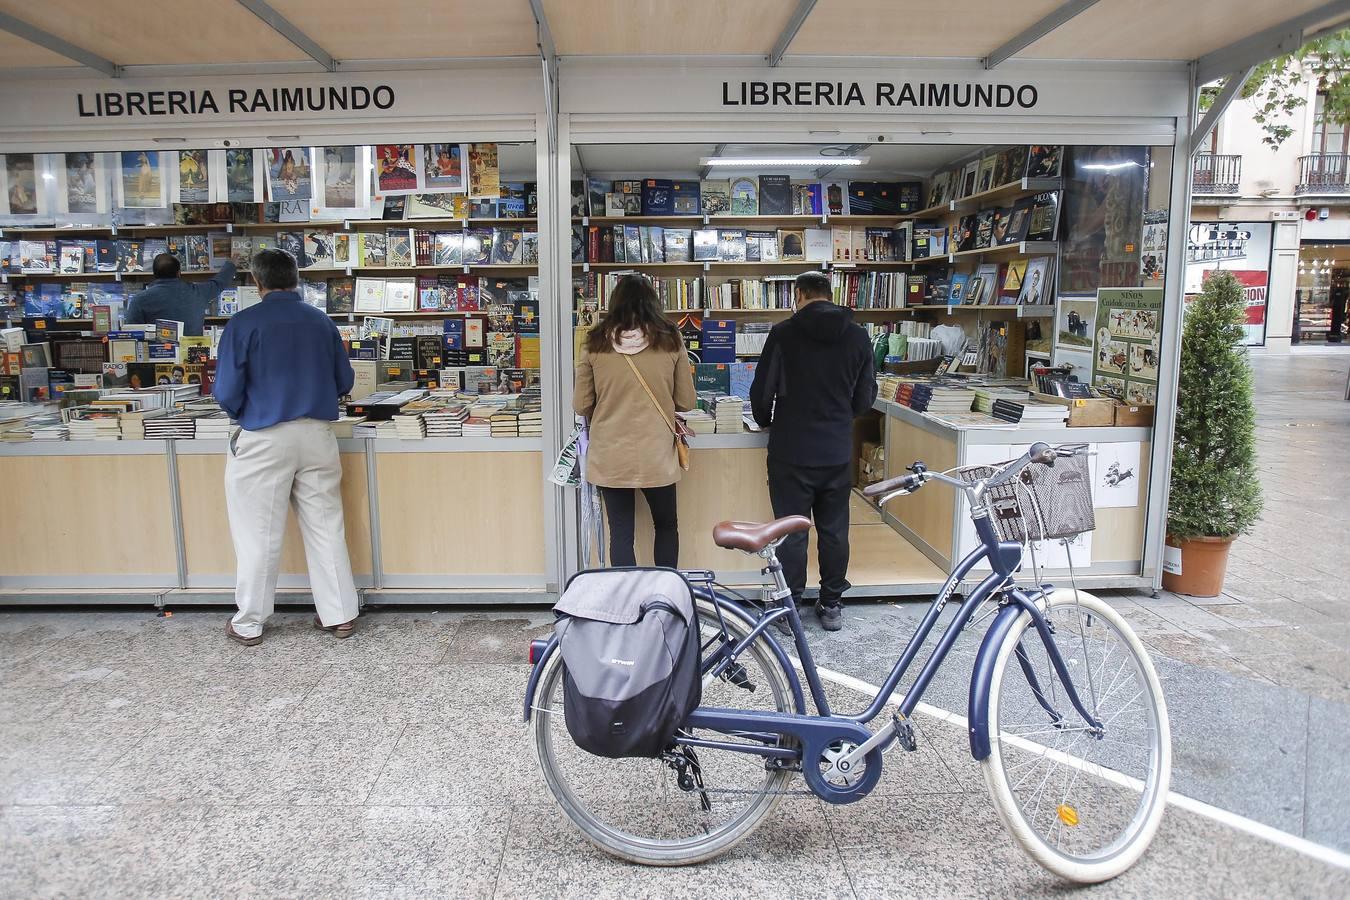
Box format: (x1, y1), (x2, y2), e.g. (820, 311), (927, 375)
(574, 276), (696, 568)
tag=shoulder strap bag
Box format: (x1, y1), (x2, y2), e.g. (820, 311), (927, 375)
(623, 354), (691, 471)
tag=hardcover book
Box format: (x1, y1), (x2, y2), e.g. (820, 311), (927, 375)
(1025, 192), (1060, 242)
(328, 277), (355, 313)
(386, 229), (414, 267)
(823, 181), (848, 216)
(360, 232), (387, 267)
(1018, 257), (1052, 305)
(1025, 145), (1063, 178)
(492, 229), (524, 264)
(664, 229), (692, 262)
(671, 180), (700, 215)
(692, 228), (720, 261)
(640, 179), (674, 216)
(757, 175), (792, 216)
(973, 210), (995, 250)
(955, 214), (978, 252)
(729, 177), (759, 216)
(354, 277), (386, 313)
(434, 232), (463, 266)
(700, 180), (731, 216)
(975, 155), (998, 195)
(383, 278), (416, 312)
(803, 228), (831, 262)
(463, 228), (493, 265)
(948, 272), (970, 305)
(1003, 197), (1034, 244)
(717, 229), (747, 262)
(779, 228), (806, 261)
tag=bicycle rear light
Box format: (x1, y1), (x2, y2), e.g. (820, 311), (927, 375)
(528, 639), (548, 665)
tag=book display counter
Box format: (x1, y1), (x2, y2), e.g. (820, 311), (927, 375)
(0, 437), (548, 602)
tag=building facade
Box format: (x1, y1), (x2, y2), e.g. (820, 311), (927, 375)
(1192, 74), (1350, 348)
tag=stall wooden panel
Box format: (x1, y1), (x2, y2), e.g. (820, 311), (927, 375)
(0, 454), (176, 581)
(885, 416), (959, 559)
(1093, 441), (1152, 563)
(376, 452), (545, 577)
(177, 452), (372, 582)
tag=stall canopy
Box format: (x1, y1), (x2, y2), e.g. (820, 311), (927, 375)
(0, 0), (1346, 81)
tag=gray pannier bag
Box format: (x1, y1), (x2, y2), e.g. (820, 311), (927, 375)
(553, 568), (702, 758)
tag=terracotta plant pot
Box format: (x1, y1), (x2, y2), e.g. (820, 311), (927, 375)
(1161, 535), (1236, 598)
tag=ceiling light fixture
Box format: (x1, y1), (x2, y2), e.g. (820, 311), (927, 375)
(700, 157), (867, 167)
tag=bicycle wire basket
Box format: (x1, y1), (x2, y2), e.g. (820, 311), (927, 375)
(957, 445), (1095, 544)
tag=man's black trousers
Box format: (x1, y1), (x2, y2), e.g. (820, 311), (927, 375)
(766, 458), (852, 606)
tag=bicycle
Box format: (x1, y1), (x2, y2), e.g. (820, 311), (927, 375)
(525, 442), (1171, 884)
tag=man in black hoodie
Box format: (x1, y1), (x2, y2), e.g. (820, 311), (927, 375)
(749, 272), (877, 631)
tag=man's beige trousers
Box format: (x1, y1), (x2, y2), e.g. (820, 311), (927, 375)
(226, 418), (359, 638)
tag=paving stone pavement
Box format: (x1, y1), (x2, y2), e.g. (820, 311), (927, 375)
(2, 608), (1349, 899)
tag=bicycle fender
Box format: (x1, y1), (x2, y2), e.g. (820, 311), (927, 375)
(967, 601), (1032, 761)
(523, 634), (559, 723)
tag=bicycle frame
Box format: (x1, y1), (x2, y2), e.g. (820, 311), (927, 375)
(523, 497), (1105, 806)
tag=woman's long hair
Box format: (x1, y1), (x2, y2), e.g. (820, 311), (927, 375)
(585, 275), (683, 354)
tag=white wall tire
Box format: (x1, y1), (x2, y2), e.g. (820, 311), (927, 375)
(980, 589), (1171, 883)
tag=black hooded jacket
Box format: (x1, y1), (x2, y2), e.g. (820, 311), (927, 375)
(749, 301), (877, 467)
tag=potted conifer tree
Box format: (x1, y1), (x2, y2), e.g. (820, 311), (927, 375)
(1162, 271), (1263, 597)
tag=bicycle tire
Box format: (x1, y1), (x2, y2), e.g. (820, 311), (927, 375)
(981, 589), (1171, 883)
(533, 597), (795, 866)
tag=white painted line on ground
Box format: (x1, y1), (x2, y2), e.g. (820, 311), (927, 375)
(797, 659), (1350, 872)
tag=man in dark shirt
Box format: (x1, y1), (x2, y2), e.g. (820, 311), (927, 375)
(749, 272), (877, 632)
(215, 249), (358, 645)
(124, 253), (236, 336)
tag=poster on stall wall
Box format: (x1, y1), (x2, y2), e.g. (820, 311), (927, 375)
(1091, 287), (1162, 406)
(313, 146), (371, 215)
(468, 143), (500, 199)
(266, 147), (313, 202)
(214, 148), (265, 203)
(423, 143), (465, 192)
(1140, 211), (1167, 288)
(56, 152), (109, 215)
(1, 153), (42, 216)
(1094, 441), (1142, 508)
(373, 144), (423, 196)
(117, 150), (168, 209)
(172, 150), (211, 204)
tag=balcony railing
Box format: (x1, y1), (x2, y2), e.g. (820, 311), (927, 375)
(1192, 154), (1241, 194)
(1297, 153), (1350, 195)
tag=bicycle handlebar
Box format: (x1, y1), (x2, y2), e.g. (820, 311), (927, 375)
(865, 443), (1086, 503)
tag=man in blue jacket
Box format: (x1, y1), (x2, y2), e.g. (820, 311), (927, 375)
(749, 272), (877, 632)
(214, 249), (358, 645)
(125, 253), (235, 336)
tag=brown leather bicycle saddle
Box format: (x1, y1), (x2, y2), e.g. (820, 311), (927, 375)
(711, 515), (813, 553)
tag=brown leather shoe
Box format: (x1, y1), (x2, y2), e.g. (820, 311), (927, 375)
(226, 621), (262, 646)
(313, 616), (356, 639)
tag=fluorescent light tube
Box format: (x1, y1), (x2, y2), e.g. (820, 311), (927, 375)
(700, 157), (866, 167)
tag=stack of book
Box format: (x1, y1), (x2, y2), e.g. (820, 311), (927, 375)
(894, 382), (916, 407)
(678, 409), (716, 434)
(490, 409), (520, 437)
(462, 416), (491, 437)
(144, 410), (202, 440)
(330, 416), (363, 438)
(352, 420), (381, 440)
(116, 408), (169, 440)
(910, 385), (974, 415)
(974, 387), (1031, 414)
(712, 396), (745, 433)
(67, 410), (122, 441)
(424, 402), (469, 437)
(518, 409), (542, 437)
(991, 398), (1071, 426)
(31, 423), (69, 441)
(195, 412), (235, 440)
(393, 405), (430, 439)
(876, 375), (902, 403)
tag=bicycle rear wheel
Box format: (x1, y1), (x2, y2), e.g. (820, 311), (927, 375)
(982, 590), (1170, 883)
(532, 598), (795, 866)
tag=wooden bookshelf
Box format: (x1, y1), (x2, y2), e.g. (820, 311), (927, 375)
(948, 178), (1062, 214)
(946, 240), (1058, 262)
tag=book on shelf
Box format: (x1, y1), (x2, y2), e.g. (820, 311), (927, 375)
(744, 231), (778, 262)
(791, 180), (823, 216)
(329, 277), (354, 314)
(948, 272), (970, 305)
(359, 231), (387, 267)
(301, 280), (327, 310)
(973, 210), (995, 249)
(1001, 259), (1027, 304)
(622, 225), (642, 264)
(757, 175), (792, 216)
(463, 227), (492, 265)
(1025, 145), (1063, 178)
(383, 278), (416, 312)
(491, 228), (524, 264)
(386, 229), (414, 267)
(1017, 257), (1053, 305)
(613, 180), (642, 215)
(671, 180), (700, 215)
(664, 229), (692, 262)
(717, 229), (747, 262)
(604, 192), (626, 217)
(354, 277), (386, 313)
(847, 180), (923, 215)
(803, 228), (831, 262)
(59, 245), (84, 274)
(822, 180), (848, 215)
(700, 179), (730, 216)
(692, 228), (719, 261)
(1025, 192), (1060, 242)
(434, 231), (463, 266)
(640, 179), (674, 216)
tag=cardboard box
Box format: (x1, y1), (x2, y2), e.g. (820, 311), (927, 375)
(1030, 391), (1114, 427)
(1113, 402), (1155, 427)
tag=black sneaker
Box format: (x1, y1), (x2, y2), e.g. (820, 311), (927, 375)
(815, 602), (842, 632)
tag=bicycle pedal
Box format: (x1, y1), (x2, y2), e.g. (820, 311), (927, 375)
(893, 713), (918, 752)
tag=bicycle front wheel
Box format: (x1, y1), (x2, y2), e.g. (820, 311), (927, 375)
(982, 589), (1171, 883)
(532, 598), (795, 866)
